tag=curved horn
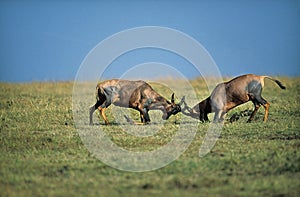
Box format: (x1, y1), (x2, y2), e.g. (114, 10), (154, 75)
(171, 93), (175, 104)
(179, 96), (185, 106)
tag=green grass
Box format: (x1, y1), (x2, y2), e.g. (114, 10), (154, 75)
(0, 78), (299, 196)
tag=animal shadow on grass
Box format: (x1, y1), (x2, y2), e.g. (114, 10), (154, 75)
(89, 115), (199, 126)
(91, 111), (259, 125)
(90, 107), (263, 126)
(124, 115), (200, 125)
(228, 109), (253, 123)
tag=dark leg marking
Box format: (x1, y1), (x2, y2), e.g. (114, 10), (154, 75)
(247, 100), (260, 123)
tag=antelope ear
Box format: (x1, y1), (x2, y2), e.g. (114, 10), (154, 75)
(171, 93), (175, 104)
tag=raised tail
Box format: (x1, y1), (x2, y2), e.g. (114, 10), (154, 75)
(95, 84), (107, 102)
(265, 76), (286, 89)
(95, 86), (102, 101)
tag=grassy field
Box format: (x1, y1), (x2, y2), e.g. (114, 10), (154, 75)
(0, 77), (299, 196)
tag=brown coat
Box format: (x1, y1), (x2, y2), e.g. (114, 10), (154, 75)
(182, 74), (285, 122)
(89, 79), (183, 125)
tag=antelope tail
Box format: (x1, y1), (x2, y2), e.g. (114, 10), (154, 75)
(264, 76), (286, 89)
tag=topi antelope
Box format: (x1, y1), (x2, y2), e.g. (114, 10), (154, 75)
(182, 74), (286, 123)
(89, 79), (184, 125)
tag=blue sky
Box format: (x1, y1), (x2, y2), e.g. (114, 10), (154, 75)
(0, 0), (299, 82)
